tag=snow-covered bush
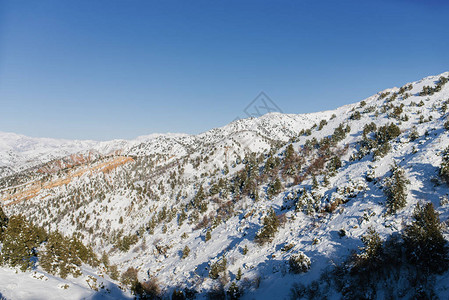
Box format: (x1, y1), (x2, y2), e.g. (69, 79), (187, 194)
(289, 252), (311, 274)
(209, 255), (227, 279)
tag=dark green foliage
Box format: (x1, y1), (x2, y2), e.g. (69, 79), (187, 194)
(409, 128), (419, 141)
(0, 206), (8, 241)
(327, 156), (342, 173)
(362, 122), (377, 137)
(379, 91), (390, 99)
(209, 255), (227, 279)
(440, 146), (449, 183)
(267, 177), (282, 199)
(331, 123), (347, 143)
(352, 227), (383, 274)
(236, 267), (242, 280)
(375, 123), (401, 145)
(207, 284), (226, 299)
(1, 215), (42, 271)
(182, 245), (190, 259)
(398, 83), (413, 94)
(121, 267), (138, 286)
(255, 208), (279, 245)
(172, 290), (186, 300)
(227, 282), (241, 300)
(419, 76), (448, 96)
(101, 251), (109, 268)
(403, 203), (449, 274)
(116, 234), (139, 252)
(350, 111), (361, 120)
(444, 119), (449, 131)
(289, 252), (311, 274)
(132, 278), (161, 300)
(109, 264), (120, 281)
(318, 119), (328, 130)
(354, 123), (401, 160)
(385, 164), (409, 214)
(40, 232), (98, 278)
(205, 230), (212, 242)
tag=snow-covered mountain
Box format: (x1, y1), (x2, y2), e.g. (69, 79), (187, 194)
(1, 71), (449, 299)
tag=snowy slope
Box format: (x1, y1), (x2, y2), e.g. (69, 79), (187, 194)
(1, 71), (449, 299)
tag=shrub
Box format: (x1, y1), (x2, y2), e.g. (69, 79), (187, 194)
(182, 245), (190, 259)
(209, 255), (227, 279)
(121, 267), (138, 286)
(350, 111), (361, 120)
(403, 202), (449, 274)
(205, 230), (212, 242)
(289, 252), (311, 274)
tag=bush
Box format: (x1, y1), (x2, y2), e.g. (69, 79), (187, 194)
(209, 255), (227, 279)
(350, 111), (361, 120)
(289, 252), (311, 274)
(121, 267), (138, 286)
(182, 246), (190, 259)
(403, 202), (449, 274)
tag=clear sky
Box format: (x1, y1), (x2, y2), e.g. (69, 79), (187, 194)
(1, 0), (448, 140)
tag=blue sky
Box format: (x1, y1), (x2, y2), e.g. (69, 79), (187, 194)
(1, 0), (448, 140)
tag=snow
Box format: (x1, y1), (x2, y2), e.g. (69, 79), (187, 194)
(1, 71), (449, 299)
(0, 267), (132, 300)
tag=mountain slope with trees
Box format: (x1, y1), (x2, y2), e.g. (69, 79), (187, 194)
(1, 71), (449, 299)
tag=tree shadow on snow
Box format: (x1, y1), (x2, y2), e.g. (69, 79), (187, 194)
(88, 282), (132, 300)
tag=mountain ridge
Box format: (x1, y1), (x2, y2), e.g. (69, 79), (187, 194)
(1, 71), (449, 299)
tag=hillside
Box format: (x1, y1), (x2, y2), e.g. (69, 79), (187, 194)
(1, 71), (449, 299)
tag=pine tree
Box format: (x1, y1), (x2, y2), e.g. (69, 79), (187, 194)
(255, 208), (279, 245)
(2, 215), (40, 271)
(385, 164), (409, 214)
(440, 146), (449, 183)
(0, 206), (8, 241)
(236, 267), (242, 280)
(354, 227), (383, 273)
(403, 202), (449, 274)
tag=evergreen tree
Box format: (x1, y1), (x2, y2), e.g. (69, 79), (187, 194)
(236, 267), (242, 280)
(385, 164), (409, 214)
(440, 146), (449, 183)
(354, 227), (383, 274)
(0, 206), (8, 241)
(403, 203), (449, 274)
(255, 208), (279, 245)
(2, 215), (40, 271)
